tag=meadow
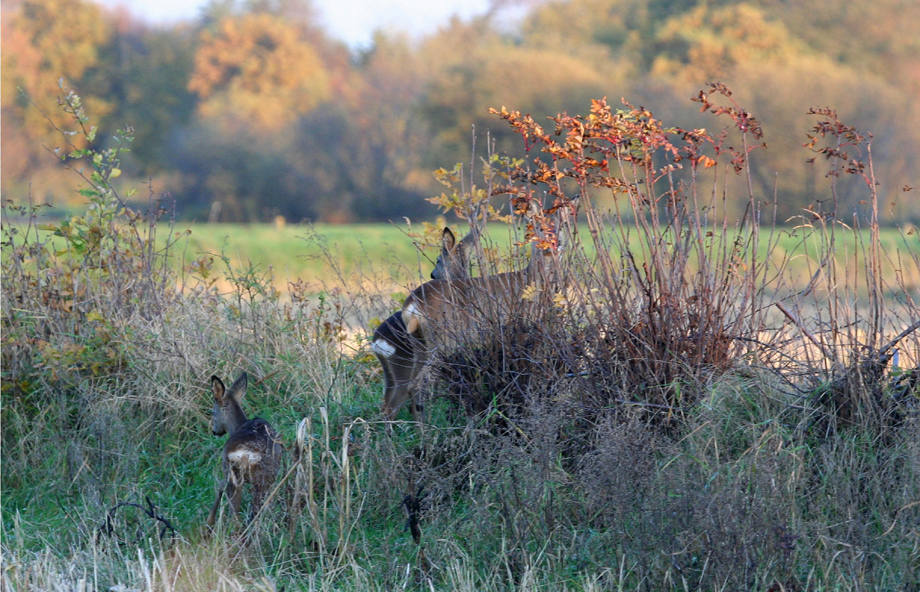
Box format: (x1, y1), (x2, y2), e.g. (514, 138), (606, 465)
(167, 221), (920, 300)
(2, 91), (919, 592)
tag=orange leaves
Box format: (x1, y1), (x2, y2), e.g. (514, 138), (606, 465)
(693, 83), (764, 141)
(489, 107), (549, 151)
(697, 155), (717, 168)
(485, 89), (767, 247)
(188, 13), (330, 130)
(803, 107), (872, 183)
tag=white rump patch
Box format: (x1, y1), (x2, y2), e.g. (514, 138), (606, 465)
(228, 449), (262, 467)
(372, 338), (396, 358)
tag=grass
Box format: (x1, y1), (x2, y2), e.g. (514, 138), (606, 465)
(171, 222), (430, 288)
(5, 215), (917, 297)
(156, 222), (920, 315)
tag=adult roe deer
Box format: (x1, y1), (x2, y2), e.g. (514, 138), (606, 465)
(206, 372), (282, 528)
(373, 227), (478, 421)
(399, 242), (556, 404)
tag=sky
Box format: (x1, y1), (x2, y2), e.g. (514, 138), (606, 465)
(93, 0), (493, 49)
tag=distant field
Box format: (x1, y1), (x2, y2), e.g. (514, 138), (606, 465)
(164, 222), (920, 294)
(166, 222), (431, 288)
(6, 218), (915, 294)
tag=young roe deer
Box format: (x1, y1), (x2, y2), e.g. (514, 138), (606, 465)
(206, 372), (282, 528)
(373, 227), (478, 420)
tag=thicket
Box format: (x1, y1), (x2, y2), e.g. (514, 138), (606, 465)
(2, 85), (920, 591)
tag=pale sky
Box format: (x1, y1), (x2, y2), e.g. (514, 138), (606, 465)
(93, 0), (493, 49)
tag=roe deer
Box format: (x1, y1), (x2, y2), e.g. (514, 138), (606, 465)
(400, 244), (555, 398)
(206, 372), (282, 528)
(373, 227), (478, 420)
(430, 226), (478, 281)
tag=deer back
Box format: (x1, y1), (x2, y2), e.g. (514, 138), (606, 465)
(401, 269), (533, 353)
(402, 243), (555, 343)
(223, 418), (281, 483)
(373, 225), (481, 420)
(210, 373), (281, 487)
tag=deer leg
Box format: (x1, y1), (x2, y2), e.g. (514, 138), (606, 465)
(409, 386), (425, 423)
(227, 470), (243, 519)
(206, 481), (225, 528)
(250, 477), (265, 523)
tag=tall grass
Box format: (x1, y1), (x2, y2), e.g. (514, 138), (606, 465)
(2, 83), (919, 591)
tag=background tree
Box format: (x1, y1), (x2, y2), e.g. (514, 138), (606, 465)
(1, 0), (112, 201)
(89, 16), (198, 175)
(188, 12), (330, 130)
(2, 0), (918, 221)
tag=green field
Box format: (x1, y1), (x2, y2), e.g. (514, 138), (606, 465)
(8, 214), (917, 292)
(171, 222), (427, 286)
(169, 221), (920, 295)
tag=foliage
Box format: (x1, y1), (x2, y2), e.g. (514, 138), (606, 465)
(3, 0), (920, 221)
(0, 0), (112, 197)
(189, 12), (330, 130)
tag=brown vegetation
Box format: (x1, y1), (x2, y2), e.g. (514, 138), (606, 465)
(2, 76), (919, 591)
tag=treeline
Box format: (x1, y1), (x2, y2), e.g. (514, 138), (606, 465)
(3, 0), (919, 222)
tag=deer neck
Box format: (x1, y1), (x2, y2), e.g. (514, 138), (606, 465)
(225, 403), (249, 434)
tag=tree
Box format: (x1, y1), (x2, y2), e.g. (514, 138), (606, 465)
(419, 17), (614, 170)
(89, 16), (199, 174)
(1, 0), (112, 198)
(188, 12), (330, 130)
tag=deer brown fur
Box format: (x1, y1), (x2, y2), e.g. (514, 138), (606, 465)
(206, 372), (281, 528)
(373, 228), (478, 421)
(399, 246), (555, 405)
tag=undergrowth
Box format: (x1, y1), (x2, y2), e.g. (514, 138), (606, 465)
(2, 83), (919, 591)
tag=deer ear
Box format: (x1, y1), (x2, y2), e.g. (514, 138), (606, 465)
(227, 372), (248, 402)
(211, 375), (226, 401)
(441, 227), (456, 251)
(459, 226), (480, 248)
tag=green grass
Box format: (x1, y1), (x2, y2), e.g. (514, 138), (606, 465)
(5, 215), (916, 293)
(170, 222), (429, 286)
(165, 222), (919, 291)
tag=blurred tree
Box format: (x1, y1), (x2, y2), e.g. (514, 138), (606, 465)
(157, 1), (355, 222)
(646, 4), (798, 82)
(519, 0), (920, 221)
(169, 121), (309, 221)
(750, 0), (920, 93)
(2, 0), (918, 222)
(188, 12), (330, 130)
(639, 4), (920, 220)
(419, 17), (614, 171)
(342, 33), (432, 220)
(1, 0), (112, 199)
(89, 16), (198, 174)
(230, 32), (434, 223)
